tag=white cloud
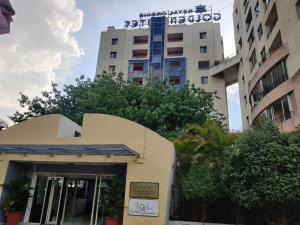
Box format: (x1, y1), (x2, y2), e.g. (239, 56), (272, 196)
(0, 0), (84, 123)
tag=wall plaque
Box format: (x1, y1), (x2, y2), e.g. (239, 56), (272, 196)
(129, 182), (159, 199)
(128, 199), (159, 217)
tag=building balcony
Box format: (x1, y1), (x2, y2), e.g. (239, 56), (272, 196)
(132, 49), (148, 59)
(249, 43), (289, 95)
(167, 47), (183, 57)
(167, 33), (183, 42)
(133, 36), (149, 45)
(128, 71), (148, 78)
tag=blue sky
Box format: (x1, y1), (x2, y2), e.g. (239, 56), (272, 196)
(0, 0), (242, 131)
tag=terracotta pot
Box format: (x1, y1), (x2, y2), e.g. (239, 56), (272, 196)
(104, 217), (121, 225)
(6, 212), (24, 225)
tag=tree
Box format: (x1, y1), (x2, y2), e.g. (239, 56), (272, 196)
(0, 119), (8, 131)
(222, 119), (300, 225)
(10, 72), (222, 138)
(172, 120), (238, 222)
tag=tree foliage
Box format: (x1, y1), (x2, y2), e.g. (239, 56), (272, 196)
(173, 120), (238, 202)
(222, 119), (300, 225)
(10, 72), (221, 138)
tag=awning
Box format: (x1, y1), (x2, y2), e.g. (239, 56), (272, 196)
(0, 144), (140, 157)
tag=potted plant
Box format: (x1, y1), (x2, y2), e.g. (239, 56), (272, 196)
(1, 177), (29, 225)
(101, 176), (125, 225)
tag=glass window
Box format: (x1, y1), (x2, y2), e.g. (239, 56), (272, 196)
(133, 77), (143, 85)
(249, 49), (257, 71)
(111, 38), (118, 45)
(153, 34), (162, 41)
(133, 63), (144, 72)
(257, 24), (263, 40)
(152, 55), (161, 63)
(200, 46), (208, 53)
(201, 76), (208, 84)
(255, 2), (260, 16)
(260, 47), (266, 63)
(198, 61), (210, 70)
(169, 61), (180, 70)
(200, 32), (207, 39)
(109, 65), (115, 73)
(110, 52), (117, 58)
(169, 76), (180, 86)
(282, 96), (292, 121)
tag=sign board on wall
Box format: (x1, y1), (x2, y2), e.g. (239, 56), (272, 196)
(129, 182), (159, 199)
(124, 5), (222, 29)
(128, 199), (159, 217)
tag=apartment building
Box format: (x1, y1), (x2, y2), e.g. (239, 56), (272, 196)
(233, 0), (300, 131)
(96, 16), (230, 125)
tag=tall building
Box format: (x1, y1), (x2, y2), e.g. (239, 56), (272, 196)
(232, 0), (300, 132)
(96, 12), (231, 126)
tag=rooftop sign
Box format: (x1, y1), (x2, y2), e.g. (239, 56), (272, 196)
(125, 5), (221, 29)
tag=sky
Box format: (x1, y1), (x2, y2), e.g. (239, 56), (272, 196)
(0, 0), (242, 131)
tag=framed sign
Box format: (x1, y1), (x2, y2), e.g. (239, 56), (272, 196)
(128, 199), (159, 217)
(129, 182), (159, 199)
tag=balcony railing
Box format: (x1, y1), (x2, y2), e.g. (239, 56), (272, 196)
(128, 71), (148, 78)
(165, 69), (185, 77)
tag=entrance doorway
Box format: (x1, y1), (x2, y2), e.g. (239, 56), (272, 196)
(28, 174), (125, 225)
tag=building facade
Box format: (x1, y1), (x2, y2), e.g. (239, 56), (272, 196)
(233, 0), (300, 131)
(96, 17), (230, 126)
(0, 114), (175, 225)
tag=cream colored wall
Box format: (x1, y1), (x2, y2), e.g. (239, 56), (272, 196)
(0, 114), (175, 225)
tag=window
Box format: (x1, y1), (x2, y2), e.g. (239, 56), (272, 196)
(133, 63), (144, 72)
(201, 76), (208, 84)
(200, 32), (207, 39)
(169, 61), (180, 70)
(245, 9), (253, 32)
(250, 60), (288, 105)
(242, 75), (245, 85)
(248, 28), (255, 49)
(108, 65), (115, 73)
(260, 47), (266, 64)
(169, 76), (180, 86)
(132, 49), (147, 58)
(296, 0), (300, 19)
(198, 61), (210, 70)
(200, 46), (208, 53)
(255, 2), (260, 16)
(264, 95), (292, 123)
(168, 33), (183, 42)
(110, 52), (117, 58)
(238, 38), (243, 49)
(133, 77), (143, 85)
(133, 35), (148, 44)
(237, 23), (240, 31)
(153, 34), (162, 42)
(111, 38), (118, 45)
(167, 47), (183, 57)
(152, 55), (161, 63)
(257, 24), (263, 40)
(244, 95), (247, 104)
(249, 49), (257, 71)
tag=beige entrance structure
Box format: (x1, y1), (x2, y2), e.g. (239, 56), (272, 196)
(0, 114), (175, 225)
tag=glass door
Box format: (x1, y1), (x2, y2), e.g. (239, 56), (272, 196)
(90, 176), (103, 225)
(41, 177), (65, 225)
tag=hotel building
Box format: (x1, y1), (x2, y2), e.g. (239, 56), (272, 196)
(96, 17), (231, 126)
(231, 0), (300, 131)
